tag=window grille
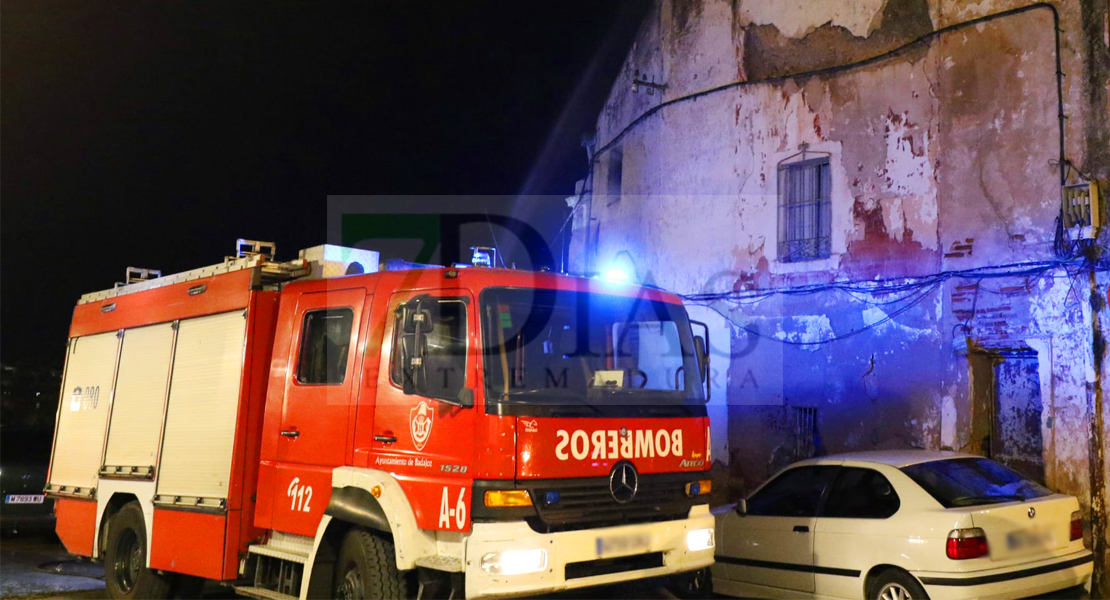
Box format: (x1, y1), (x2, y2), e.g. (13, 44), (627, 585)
(778, 157), (832, 262)
(793, 406), (818, 461)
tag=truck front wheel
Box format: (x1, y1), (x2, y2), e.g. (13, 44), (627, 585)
(104, 502), (172, 599)
(334, 529), (414, 600)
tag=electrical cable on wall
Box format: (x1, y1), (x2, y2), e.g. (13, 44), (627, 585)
(681, 257), (1108, 346)
(583, 3), (1066, 182)
(561, 3), (1082, 282)
(559, 2), (1102, 346)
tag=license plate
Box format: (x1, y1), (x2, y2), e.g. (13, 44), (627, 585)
(5, 494), (45, 504)
(595, 532), (651, 557)
(1007, 527), (1053, 551)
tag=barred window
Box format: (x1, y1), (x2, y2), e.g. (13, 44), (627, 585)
(778, 157), (831, 262)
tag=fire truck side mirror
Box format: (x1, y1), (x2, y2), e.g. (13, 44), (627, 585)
(402, 366), (417, 395)
(400, 295), (434, 335)
(693, 335), (708, 383)
(735, 498), (748, 516)
(456, 387), (474, 408)
(689, 319), (711, 401)
(403, 336), (429, 396)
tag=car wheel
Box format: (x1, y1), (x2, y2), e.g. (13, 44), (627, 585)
(670, 566), (713, 599)
(870, 569), (928, 600)
(333, 529), (414, 599)
(104, 502), (172, 600)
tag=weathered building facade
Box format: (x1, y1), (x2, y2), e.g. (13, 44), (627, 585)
(569, 0), (1110, 590)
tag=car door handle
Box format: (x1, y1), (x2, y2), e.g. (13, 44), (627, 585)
(793, 525), (810, 533)
(374, 434), (397, 443)
(281, 430), (300, 438)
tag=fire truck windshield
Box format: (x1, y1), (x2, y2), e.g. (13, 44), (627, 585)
(480, 287), (705, 412)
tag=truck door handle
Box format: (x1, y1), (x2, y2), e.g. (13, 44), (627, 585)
(374, 434), (397, 443)
(793, 525), (810, 533)
(281, 430), (300, 438)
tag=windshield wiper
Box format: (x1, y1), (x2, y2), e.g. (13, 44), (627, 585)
(498, 389), (604, 415)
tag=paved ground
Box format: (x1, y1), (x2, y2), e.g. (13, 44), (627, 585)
(0, 533), (1089, 599)
(1, 533), (104, 599)
(0, 533), (676, 599)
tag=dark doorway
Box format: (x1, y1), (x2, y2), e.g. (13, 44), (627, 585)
(992, 352), (1045, 483)
(969, 348), (1046, 483)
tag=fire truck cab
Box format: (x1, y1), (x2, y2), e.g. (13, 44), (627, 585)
(46, 242), (716, 599)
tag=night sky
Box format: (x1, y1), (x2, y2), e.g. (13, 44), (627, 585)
(1, 2), (648, 368)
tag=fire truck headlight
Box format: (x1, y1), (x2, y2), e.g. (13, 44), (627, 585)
(686, 528), (715, 552)
(480, 548), (548, 575)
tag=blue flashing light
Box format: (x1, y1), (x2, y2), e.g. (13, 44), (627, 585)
(471, 246), (496, 268)
(544, 491), (561, 505)
(688, 482), (701, 497)
(601, 265), (633, 283)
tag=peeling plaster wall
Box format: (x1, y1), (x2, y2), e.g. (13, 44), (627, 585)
(575, 0), (1110, 586)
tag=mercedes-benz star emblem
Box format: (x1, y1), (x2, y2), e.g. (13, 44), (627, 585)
(619, 427), (630, 439)
(1028, 507), (1036, 519)
(609, 461), (639, 503)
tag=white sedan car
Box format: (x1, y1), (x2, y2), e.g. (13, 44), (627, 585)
(712, 451), (1093, 600)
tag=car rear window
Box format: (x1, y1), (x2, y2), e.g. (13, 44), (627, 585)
(901, 457), (1051, 508)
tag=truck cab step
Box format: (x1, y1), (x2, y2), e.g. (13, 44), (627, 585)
(233, 585), (298, 600)
(248, 544), (309, 564)
(248, 531), (314, 564)
(415, 554), (464, 572)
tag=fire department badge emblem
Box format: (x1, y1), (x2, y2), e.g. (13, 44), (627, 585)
(410, 401), (433, 451)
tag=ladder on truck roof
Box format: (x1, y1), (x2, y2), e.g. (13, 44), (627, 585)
(77, 239), (377, 304)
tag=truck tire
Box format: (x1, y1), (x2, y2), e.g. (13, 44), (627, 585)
(334, 529), (413, 600)
(104, 502), (172, 600)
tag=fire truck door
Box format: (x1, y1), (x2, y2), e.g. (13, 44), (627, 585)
(371, 290), (477, 532)
(278, 289), (366, 466)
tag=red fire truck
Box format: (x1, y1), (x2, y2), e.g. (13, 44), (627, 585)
(45, 241), (715, 599)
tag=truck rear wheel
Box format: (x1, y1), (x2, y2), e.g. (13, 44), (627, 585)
(104, 502), (172, 600)
(334, 529), (413, 600)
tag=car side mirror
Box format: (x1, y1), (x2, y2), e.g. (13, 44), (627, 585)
(735, 498), (747, 516)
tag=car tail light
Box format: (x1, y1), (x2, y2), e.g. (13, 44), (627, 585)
(947, 528), (989, 560)
(1070, 511), (1084, 541)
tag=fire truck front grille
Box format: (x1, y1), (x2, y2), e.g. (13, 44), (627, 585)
(565, 552), (664, 580)
(525, 472), (703, 533)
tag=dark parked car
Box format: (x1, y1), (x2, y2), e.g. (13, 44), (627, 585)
(1, 428), (55, 532)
